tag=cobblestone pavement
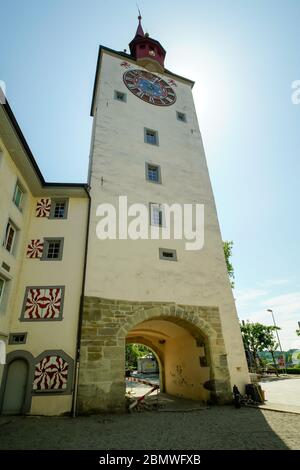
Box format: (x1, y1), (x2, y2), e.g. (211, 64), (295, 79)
(0, 407), (299, 450)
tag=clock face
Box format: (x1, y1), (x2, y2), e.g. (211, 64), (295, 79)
(123, 69), (176, 106)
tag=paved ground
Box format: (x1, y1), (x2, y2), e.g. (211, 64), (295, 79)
(259, 376), (300, 407)
(126, 373), (159, 399)
(0, 406), (300, 450)
(1, 376), (299, 450)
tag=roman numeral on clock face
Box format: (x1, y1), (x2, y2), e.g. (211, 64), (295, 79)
(126, 72), (136, 80)
(151, 77), (160, 84)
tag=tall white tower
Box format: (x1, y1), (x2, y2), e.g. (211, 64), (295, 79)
(77, 16), (249, 413)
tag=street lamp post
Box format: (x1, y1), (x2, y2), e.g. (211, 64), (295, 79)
(267, 309), (286, 374)
(241, 319), (253, 372)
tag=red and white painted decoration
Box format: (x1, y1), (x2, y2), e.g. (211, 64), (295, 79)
(26, 239), (44, 258)
(120, 61), (131, 69)
(33, 355), (68, 391)
(24, 287), (63, 320)
(168, 79), (177, 87)
(36, 198), (51, 217)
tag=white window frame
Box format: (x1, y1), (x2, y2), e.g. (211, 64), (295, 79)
(41, 238), (64, 261)
(144, 128), (159, 146)
(4, 221), (16, 254)
(0, 277), (5, 305)
(150, 203), (165, 227)
(49, 199), (69, 219)
(145, 162), (162, 184)
(13, 182), (24, 210)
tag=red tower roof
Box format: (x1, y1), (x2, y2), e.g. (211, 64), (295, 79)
(135, 14), (144, 37)
(129, 15), (166, 73)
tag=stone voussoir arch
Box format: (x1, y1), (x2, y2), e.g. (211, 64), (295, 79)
(117, 304), (219, 341)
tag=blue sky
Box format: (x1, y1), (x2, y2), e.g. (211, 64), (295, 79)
(1, 0), (300, 349)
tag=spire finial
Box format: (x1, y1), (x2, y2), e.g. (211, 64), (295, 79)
(135, 5), (144, 37)
(136, 3), (142, 20)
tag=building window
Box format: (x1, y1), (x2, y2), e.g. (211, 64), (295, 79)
(8, 333), (27, 345)
(42, 238), (64, 261)
(0, 275), (10, 312)
(4, 221), (17, 254)
(0, 278), (5, 306)
(49, 199), (68, 219)
(150, 203), (165, 227)
(114, 90), (127, 102)
(145, 163), (161, 184)
(53, 202), (66, 219)
(176, 111), (187, 122)
(13, 182), (24, 210)
(144, 128), (159, 146)
(1, 262), (10, 273)
(159, 248), (177, 261)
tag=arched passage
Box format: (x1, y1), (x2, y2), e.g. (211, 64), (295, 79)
(78, 298), (232, 413)
(125, 316), (211, 401)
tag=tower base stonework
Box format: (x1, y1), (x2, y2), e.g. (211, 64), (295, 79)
(77, 296), (232, 414)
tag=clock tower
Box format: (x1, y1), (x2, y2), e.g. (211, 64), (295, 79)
(77, 17), (249, 413)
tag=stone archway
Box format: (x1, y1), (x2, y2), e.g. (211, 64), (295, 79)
(77, 297), (232, 414)
(123, 308), (228, 403)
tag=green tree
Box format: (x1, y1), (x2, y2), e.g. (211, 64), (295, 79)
(223, 241), (235, 288)
(125, 343), (150, 369)
(285, 351), (293, 364)
(262, 328), (280, 376)
(296, 329), (300, 337)
(240, 321), (281, 373)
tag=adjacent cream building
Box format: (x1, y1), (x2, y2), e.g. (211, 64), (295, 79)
(0, 17), (249, 416)
(0, 92), (89, 415)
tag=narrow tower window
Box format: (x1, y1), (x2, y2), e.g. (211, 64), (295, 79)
(145, 163), (161, 184)
(144, 128), (159, 146)
(114, 91), (127, 102)
(176, 111), (187, 122)
(159, 248), (177, 261)
(150, 203), (165, 227)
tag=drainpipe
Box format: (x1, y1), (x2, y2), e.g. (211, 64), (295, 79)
(71, 185), (91, 418)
